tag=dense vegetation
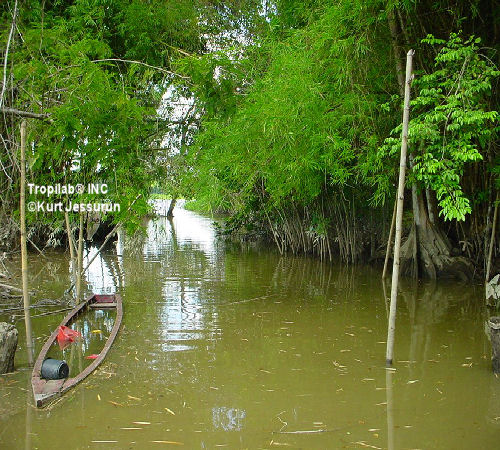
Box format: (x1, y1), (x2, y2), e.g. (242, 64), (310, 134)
(1, 0), (498, 280)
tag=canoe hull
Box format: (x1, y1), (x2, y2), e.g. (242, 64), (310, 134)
(31, 294), (123, 407)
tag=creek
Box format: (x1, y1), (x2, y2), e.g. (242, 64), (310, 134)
(0, 204), (498, 448)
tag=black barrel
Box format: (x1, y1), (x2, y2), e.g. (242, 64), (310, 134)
(41, 358), (69, 380)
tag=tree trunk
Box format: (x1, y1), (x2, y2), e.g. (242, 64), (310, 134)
(401, 191), (473, 280)
(425, 188), (436, 225)
(387, 6), (473, 282)
(0, 322), (17, 374)
(488, 317), (500, 374)
(167, 198), (177, 219)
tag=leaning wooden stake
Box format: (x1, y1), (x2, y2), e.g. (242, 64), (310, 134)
(382, 199), (397, 279)
(386, 49), (414, 366)
(20, 120), (34, 365)
(486, 192), (498, 283)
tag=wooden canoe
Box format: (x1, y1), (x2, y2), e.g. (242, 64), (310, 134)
(31, 293), (123, 407)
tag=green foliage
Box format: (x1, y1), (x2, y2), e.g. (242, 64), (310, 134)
(2, 0), (498, 258)
(183, 0), (392, 217)
(378, 33), (499, 221)
(2, 0), (210, 233)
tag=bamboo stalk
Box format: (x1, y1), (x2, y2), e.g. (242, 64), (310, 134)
(382, 199), (397, 279)
(386, 49), (414, 366)
(64, 210), (76, 261)
(486, 191), (499, 282)
(20, 120), (34, 365)
(75, 211), (84, 303)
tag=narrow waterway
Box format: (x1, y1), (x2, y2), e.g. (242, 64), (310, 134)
(1, 205), (498, 449)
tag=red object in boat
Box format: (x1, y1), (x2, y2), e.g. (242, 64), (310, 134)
(85, 354), (99, 360)
(57, 325), (81, 346)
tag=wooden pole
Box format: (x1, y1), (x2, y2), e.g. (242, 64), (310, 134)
(20, 120), (34, 365)
(486, 192), (498, 283)
(75, 212), (84, 303)
(64, 210), (76, 262)
(382, 199), (397, 279)
(386, 49), (414, 366)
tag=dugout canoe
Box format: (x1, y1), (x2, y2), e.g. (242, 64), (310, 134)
(31, 294), (123, 407)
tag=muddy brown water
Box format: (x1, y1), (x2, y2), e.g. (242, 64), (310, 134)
(1, 204), (498, 449)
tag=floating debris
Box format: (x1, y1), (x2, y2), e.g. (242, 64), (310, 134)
(108, 400), (123, 407)
(352, 441), (381, 449)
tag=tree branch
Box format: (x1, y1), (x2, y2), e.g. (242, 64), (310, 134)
(1, 107), (52, 121)
(91, 58), (191, 81)
(1, 108), (198, 125)
(0, 0), (19, 110)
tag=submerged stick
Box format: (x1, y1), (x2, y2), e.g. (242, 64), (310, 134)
(20, 120), (34, 365)
(386, 49), (414, 366)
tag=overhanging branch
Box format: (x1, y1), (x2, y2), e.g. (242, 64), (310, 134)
(1, 107), (197, 126)
(1, 107), (52, 121)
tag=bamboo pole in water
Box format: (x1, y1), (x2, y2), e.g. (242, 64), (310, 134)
(75, 211), (84, 302)
(386, 49), (414, 366)
(486, 192), (498, 283)
(64, 210), (76, 262)
(382, 199), (397, 279)
(20, 120), (34, 365)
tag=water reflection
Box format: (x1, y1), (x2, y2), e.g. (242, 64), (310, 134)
(212, 406), (246, 431)
(0, 204), (497, 449)
(145, 200), (218, 261)
(83, 246), (121, 295)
